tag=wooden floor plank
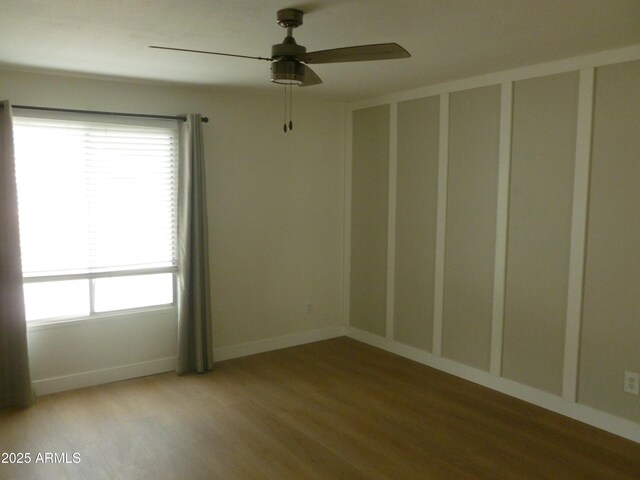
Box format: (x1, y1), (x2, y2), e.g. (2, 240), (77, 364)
(1, 337), (639, 479)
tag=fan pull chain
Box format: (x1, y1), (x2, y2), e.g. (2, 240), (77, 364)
(283, 85), (287, 132)
(289, 84), (293, 131)
(283, 85), (294, 133)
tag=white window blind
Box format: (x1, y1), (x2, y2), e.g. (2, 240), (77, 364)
(14, 113), (178, 276)
(13, 110), (179, 321)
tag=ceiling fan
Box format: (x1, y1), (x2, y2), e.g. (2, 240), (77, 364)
(151, 8), (410, 86)
(150, 8), (410, 129)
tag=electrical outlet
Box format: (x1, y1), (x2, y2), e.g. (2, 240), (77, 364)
(624, 371), (639, 395)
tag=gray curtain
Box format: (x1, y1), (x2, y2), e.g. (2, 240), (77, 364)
(177, 114), (213, 374)
(0, 100), (34, 407)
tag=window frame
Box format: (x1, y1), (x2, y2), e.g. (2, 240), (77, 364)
(14, 109), (181, 325)
(23, 268), (178, 325)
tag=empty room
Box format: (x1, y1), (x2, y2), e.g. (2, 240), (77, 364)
(1, 1), (640, 478)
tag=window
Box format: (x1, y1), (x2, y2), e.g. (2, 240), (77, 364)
(13, 110), (179, 323)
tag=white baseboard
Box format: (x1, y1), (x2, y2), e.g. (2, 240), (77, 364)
(346, 326), (640, 444)
(213, 325), (347, 362)
(32, 326), (346, 396)
(33, 356), (177, 396)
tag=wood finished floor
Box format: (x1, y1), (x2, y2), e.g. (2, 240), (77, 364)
(1, 337), (639, 479)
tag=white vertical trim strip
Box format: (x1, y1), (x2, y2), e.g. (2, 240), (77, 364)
(386, 103), (398, 339)
(343, 106), (354, 327)
(490, 82), (514, 376)
(432, 93), (449, 356)
(563, 68), (595, 402)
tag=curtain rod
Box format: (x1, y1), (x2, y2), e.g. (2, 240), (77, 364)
(12, 105), (209, 123)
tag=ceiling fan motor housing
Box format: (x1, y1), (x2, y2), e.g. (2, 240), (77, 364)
(271, 36), (306, 60)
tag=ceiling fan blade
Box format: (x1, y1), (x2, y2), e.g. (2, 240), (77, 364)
(300, 64), (323, 87)
(299, 43), (410, 64)
(149, 45), (271, 61)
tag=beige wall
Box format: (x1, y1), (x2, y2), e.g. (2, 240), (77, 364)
(207, 87), (345, 348)
(394, 97), (439, 351)
(1, 69), (345, 383)
(349, 54), (640, 429)
(442, 85), (500, 371)
(502, 72), (578, 395)
(349, 105), (389, 337)
(580, 60), (640, 422)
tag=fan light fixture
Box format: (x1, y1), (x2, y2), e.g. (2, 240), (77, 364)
(270, 60), (304, 85)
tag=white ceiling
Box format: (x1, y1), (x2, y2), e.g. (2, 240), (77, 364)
(1, 0), (639, 101)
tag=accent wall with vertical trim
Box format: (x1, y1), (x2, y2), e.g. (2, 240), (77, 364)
(346, 45), (640, 443)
